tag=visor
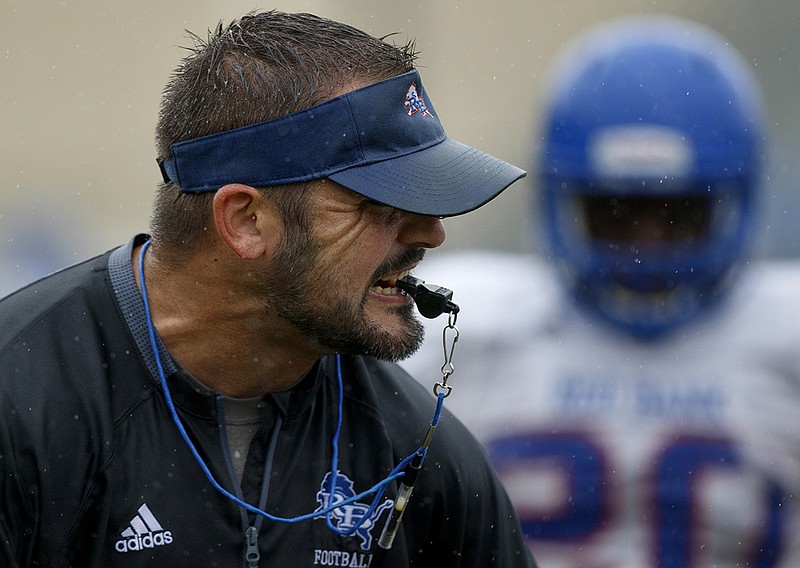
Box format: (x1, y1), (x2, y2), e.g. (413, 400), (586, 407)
(157, 70), (525, 217)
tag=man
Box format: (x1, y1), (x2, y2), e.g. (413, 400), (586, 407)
(0, 11), (535, 567)
(404, 16), (800, 567)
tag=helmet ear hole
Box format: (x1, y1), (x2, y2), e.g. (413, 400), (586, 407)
(537, 16), (765, 338)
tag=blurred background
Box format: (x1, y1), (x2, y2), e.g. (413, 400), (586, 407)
(2, 0), (798, 296)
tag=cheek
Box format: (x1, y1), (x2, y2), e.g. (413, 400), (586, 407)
(311, 208), (400, 288)
(310, 239), (364, 285)
(327, 236), (394, 294)
(320, 218), (394, 260)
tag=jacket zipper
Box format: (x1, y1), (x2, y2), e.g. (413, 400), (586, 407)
(216, 396), (284, 568)
(244, 415), (283, 567)
(245, 526), (260, 567)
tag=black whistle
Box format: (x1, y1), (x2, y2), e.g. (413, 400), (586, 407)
(396, 275), (460, 319)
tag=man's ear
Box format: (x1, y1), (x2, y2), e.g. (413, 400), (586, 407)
(212, 184), (282, 260)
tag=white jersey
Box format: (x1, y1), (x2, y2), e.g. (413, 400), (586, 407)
(402, 250), (800, 568)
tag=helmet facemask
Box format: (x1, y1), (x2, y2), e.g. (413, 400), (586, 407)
(544, 177), (751, 338)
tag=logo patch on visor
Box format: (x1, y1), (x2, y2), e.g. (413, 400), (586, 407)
(404, 83), (432, 117)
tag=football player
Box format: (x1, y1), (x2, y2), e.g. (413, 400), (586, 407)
(403, 15), (800, 568)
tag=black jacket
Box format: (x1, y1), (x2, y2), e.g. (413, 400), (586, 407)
(0, 236), (535, 567)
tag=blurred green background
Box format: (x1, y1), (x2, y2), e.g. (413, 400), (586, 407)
(2, 1), (798, 295)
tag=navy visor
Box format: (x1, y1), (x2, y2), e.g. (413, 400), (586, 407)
(157, 70), (525, 217)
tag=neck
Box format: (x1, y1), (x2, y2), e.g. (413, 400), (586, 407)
(133, 241), (325, 397)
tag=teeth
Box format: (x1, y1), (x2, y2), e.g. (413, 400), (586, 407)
(370, 269), (410, 295)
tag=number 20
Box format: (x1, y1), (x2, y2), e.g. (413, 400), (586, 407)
(487, 432), (787, 567)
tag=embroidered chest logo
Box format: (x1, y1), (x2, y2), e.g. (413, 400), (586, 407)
(314, 471), (393, 551)
(404, 83), (432, 117)
(115, 503), (174, 553)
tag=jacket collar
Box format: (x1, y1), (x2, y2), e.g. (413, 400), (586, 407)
(109, 236), (334, 420)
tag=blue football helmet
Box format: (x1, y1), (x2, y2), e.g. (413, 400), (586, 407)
(538, 16), (767, 339)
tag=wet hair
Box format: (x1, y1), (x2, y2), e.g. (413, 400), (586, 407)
(149, 11), (417, 258)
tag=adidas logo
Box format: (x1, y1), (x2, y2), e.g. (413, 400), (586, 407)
(115, 503), (174, 553)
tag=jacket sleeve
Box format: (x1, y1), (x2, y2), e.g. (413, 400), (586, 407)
(0, 416), (35, 568)
(417, 407), (539, 567)
(458, 446), (538, 567)
(0, 521), (27, 568)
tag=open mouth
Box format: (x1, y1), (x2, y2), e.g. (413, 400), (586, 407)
(370, 269), (411, 295)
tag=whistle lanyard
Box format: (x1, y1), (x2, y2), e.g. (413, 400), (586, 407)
(136, 239), (459, 549)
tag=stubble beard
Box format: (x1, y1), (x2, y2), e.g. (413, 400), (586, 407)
(260, 234), (425, 362)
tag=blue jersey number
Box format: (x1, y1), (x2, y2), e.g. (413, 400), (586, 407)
(488, 432), (787, 567)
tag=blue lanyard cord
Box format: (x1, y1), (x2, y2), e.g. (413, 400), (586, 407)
(137, 240), (431, 528)
(431, 391), (445, 426)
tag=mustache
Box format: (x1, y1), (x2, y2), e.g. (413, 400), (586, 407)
(370, 247), (427, 284)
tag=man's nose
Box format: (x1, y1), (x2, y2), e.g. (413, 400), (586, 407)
(397, 213), (446, 249)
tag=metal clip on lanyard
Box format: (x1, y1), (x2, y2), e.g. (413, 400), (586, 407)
(435, 309), (459, 398)
(396, 274), (460, 398)
(372, 276), (460, 562)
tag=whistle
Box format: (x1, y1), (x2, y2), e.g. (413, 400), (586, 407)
(396, 275), (460, 319)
